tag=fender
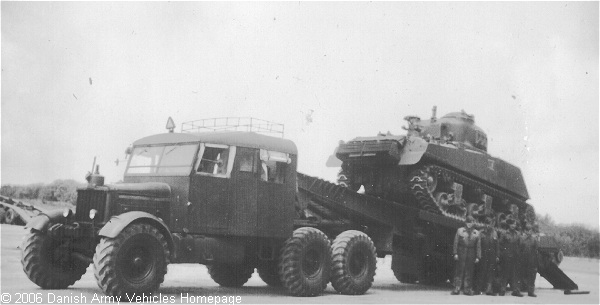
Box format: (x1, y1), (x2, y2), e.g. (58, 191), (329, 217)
(399, 137), (429, 165)
(99, 211), (174, 254)
(25, 209), (67, 232)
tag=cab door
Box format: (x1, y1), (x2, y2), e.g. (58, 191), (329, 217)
(257, 149), (295, 239)
(188, 144), (236, 235)
(229, 147), (258, 237)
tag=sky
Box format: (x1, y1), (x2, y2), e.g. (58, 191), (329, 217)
(1, 2), (598, 228)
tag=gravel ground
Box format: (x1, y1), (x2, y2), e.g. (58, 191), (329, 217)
(1, 224), (597, 304)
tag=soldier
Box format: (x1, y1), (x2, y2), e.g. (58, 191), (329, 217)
(451, 216), (481, 296)
(498, 217), (523, 297)
(475, 217), (499, 296)
(521, 223), (539, 297)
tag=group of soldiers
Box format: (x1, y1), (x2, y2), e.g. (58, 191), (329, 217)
(451, 214), (539, 297)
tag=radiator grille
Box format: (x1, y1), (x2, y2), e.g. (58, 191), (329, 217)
(75, 189), (107, 221)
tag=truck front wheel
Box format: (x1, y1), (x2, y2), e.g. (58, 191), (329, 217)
(93, 223), (169, 297)
(279, 227), (331, 296)
(330, 230), (377, 295)
(21, 231), (89, 289)
(207, 263), (254, 287)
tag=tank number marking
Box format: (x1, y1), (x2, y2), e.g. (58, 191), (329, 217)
(487, 159), (495, 171)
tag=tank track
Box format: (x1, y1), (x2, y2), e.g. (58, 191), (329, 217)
(409, 164), (530, 225)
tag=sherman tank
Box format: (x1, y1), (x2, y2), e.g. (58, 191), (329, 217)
(330, 106), (536, 228)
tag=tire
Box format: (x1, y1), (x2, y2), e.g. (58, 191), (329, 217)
(21, 231), (89, 289)
(4, 209), (17, 225)
(279, 227), (331, 296)
(94, 223), (169, 297)
(257, 261), (282, 287)
(391, 253), (417, 284)
(330, 230), (377, 295)
(207, 263), (254, 287)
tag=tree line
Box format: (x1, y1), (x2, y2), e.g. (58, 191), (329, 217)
(537, 213), (599, 258)
(1, 180), (83, 205)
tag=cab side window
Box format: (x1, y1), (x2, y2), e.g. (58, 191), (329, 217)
(196, 144), (236, 177)
(259, 149), (290, 184)
(238, 148), (257, 173)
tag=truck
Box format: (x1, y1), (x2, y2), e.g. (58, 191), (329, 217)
(20, 116), (578, 298)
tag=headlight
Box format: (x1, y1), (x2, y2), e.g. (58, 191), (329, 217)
(89, 209), (98, 220)
(63, 209), (73, 218)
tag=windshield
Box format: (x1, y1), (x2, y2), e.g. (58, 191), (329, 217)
(126, 144), (198, 175)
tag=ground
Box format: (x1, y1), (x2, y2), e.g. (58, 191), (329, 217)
(1, 224), (598, 304)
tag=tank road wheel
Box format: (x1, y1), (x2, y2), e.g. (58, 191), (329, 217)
(208, 263), (254, 287)
(21, 232), (89, 289)
(257, 261), (282, 287)
(330, 230), (377, 295)
(93, 223), (169, 298)
(279, 227), (331, 296)
(408, 166), (439, 213)
(337, 170), (360, 192)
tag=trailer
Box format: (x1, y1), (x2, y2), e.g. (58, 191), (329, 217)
(296, 172), (579, 290)
(0, 195), (44, 225)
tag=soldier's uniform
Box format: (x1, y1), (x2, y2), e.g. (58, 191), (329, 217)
(451, 217), (481, 295)
(520, 227), (539, 297)
(498, 219), (523, 297)
(476, 223), (499, 295)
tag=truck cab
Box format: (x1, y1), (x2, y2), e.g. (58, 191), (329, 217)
(123, 131), (297, 239)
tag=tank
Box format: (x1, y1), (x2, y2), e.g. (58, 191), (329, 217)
(332, 106), (536, 228)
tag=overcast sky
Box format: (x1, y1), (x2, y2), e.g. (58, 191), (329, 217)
(2, 2), (598, 228)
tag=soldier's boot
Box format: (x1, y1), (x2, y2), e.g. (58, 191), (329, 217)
(511, 290), (524, 297)
(451, 289), (460, 295)
(485, 283), (496, 296)
(528, 293), (537, 297)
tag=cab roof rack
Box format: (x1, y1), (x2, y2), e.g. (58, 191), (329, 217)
(181, 117), (285, 137)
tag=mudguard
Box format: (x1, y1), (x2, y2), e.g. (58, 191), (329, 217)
(25, 209), (67, 232)
(399, 137), (429, 165)
(99, 211), (174, 253)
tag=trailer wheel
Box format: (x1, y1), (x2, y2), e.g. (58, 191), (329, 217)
(207, 263), (254, 287)
(330, 230), (376, 295)
(4, 209), (18, 225)
(279, 227), (331, 296)
(94, 223), (169, 297)
(257, 261), (282, 287)
(21, 231), (89, 289)
(391, 253), (418, 284)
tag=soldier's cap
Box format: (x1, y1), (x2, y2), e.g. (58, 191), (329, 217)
(465, 216), (476, 224)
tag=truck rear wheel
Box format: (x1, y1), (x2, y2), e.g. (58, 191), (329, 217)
(330, 230), (377, 295)
(207, 263), (254, 287)
(21, 231), (89, 289)
(257, 261), (282, 287)
(279, 227), (331, 296)
(93, 223), (169, 297)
